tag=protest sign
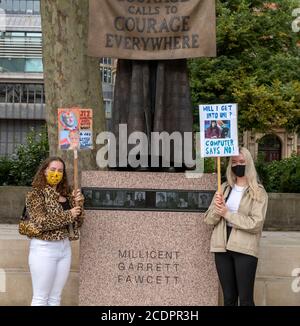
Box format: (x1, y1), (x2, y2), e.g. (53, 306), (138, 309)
(199, 103), (239, 191)
(58, 108), (93, 150)
(88, 0), (216, 60)
(199, 103), (239, 158)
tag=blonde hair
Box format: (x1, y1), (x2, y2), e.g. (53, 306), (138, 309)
(226, 147), (263, 201)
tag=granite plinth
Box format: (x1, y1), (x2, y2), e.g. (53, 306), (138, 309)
(79, 171), (218, 306)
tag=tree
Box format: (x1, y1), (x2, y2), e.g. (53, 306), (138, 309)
(40, 0), (106, 180)
(189, 0), (300, 133)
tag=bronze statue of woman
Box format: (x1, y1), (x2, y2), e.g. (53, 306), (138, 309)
(111, 59), (194, 171)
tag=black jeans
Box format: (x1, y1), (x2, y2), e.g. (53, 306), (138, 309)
(215, 227), (258, 306)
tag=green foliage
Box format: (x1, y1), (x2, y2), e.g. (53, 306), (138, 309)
(234, 79), (300, 131)
(0, 126), (49, 186)
(189, 0), (300, 133)
(255, 152), (269, 186)
(204, 157), (216, 173)
(204, 157), (228, 183)
(0, 158), (14, 186)
(280, 158), (300, 193)
(256, 154), (300, 193)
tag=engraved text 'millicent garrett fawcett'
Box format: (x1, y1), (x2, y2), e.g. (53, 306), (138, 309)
(117, 249), (180, 285)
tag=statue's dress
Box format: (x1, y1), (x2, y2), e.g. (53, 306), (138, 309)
(111, 59), (194, 170)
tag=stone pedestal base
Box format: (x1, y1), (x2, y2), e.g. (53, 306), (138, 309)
(79, 172), (218, 306)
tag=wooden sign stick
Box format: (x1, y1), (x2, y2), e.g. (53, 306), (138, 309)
(217, 157), (221, 193)
(74, 148), (79, 195)
(69, 148), (79, 238)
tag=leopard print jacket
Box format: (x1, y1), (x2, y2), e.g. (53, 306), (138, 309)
(25, 185), (84, 241)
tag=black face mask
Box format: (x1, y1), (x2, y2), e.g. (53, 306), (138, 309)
(231, 165), (246, 177)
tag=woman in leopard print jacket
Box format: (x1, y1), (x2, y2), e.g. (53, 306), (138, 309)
(25, 156), (84, 306)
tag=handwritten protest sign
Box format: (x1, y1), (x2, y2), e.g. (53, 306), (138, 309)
(88, 0), (216, 60)
(58, 108), (93, 150)
(199, 104), (239, 158)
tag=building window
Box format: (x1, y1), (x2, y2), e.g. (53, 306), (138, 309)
(258, 134), (282, 162)
(0, 83), (6, 102)
(104, 99), (112, 119)
(101, 66), (112, 84)
(26, 32), (42, 40)
(0, 31), (43, 72)
(25, 58), (43, 72)
(100, 57), (113, 84)
(0, 119), (45, 157)
(0, 58), (43, 73)
(34, 83), (43, 103)
(104, 99), (113, 131)
(101, 58), (112, 66)
(0, 0), (40, 15)
(0, 83), (45, 104)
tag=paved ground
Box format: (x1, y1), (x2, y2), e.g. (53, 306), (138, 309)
(260, 231), (300, 246)
(0, 224), (26, 240)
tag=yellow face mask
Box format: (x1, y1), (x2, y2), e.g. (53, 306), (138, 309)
(46, 171), (63, 186)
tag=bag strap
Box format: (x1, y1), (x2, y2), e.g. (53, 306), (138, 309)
(223, 184), (232, 203)
(21, 205), (27, 219)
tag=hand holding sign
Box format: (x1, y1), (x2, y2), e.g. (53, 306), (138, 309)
(70, 206), (82, 218)
(72, 189), (84, 204)
(215, 192), (225, 205)
(214, 192), (228, 217)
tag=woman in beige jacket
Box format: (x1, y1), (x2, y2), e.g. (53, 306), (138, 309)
(204, 147), (268, 306)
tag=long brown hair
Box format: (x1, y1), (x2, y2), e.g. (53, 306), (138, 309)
(32, 157), (69, 196)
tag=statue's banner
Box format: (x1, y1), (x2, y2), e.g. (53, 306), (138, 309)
(88, 0), (216, 60)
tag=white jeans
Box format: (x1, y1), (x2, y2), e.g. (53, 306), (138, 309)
(29, 238), (71, 306)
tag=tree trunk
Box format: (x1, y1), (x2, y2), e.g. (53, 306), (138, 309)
(40, 0), (105, 184)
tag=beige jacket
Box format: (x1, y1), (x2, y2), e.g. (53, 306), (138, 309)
(204, 182), (268, 258)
